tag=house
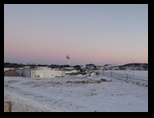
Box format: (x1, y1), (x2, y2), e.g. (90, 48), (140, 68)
(4, 70), (19, 77)
(16, 67), (65, 78)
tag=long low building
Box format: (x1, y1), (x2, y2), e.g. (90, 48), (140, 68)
(16, 67), (65, 78)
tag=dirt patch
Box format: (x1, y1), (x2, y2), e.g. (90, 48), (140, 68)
(7, 80), (20, 84)
(32, 82), (63, 87)
(66, 79), (108, 84)
(4, 102), (12, 112)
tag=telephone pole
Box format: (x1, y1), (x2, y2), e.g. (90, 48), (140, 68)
(133, 60), (134, 76)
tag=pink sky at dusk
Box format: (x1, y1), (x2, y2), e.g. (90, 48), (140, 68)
(4, 4), (148, 65)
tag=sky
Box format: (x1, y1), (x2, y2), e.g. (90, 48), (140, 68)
(4, 4), (148, 65)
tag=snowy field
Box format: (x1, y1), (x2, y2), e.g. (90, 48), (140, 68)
(4, 71), (148, 112)
(104, 70), (148, 80)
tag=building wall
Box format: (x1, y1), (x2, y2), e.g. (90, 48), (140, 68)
(16, 69), (23, 76)
(16, 68), (65, 78)
(31, 69), (65, 78)
(23, 69), (31, 77)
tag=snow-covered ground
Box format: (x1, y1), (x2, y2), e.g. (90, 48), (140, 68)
(105, 70), (148, 80)
(4, 71), (148, 112)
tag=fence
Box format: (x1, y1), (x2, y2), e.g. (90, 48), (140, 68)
(102, 71), (148, 87)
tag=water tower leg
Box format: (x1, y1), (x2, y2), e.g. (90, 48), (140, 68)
(68, 59), (70, 66)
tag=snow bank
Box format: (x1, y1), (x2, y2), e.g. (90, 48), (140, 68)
(4, 89), (67, 112)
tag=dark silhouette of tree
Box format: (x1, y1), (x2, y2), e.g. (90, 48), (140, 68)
(85, 64), (97, 70)
(74, 65), (82, 72)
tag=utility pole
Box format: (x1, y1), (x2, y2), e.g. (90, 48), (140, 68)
(112, 61), (115, 71)
(133, 60), (134, 76)
(111, 65), (112, 78)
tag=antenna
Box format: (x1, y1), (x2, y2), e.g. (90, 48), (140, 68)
(66, 55), (71, 66)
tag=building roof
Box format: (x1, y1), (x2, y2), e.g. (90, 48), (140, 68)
(34, 66), (50, 69)
(63, 67), (76, 71)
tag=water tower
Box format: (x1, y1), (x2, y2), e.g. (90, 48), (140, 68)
(66, 55), (71, 66)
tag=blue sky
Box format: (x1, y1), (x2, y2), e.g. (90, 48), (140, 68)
(4, 4), (148, 65)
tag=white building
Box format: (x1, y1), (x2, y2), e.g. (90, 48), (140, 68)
(17, 67), (65, 78)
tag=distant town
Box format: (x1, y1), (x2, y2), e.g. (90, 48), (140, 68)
(4, 62), (148, 78)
